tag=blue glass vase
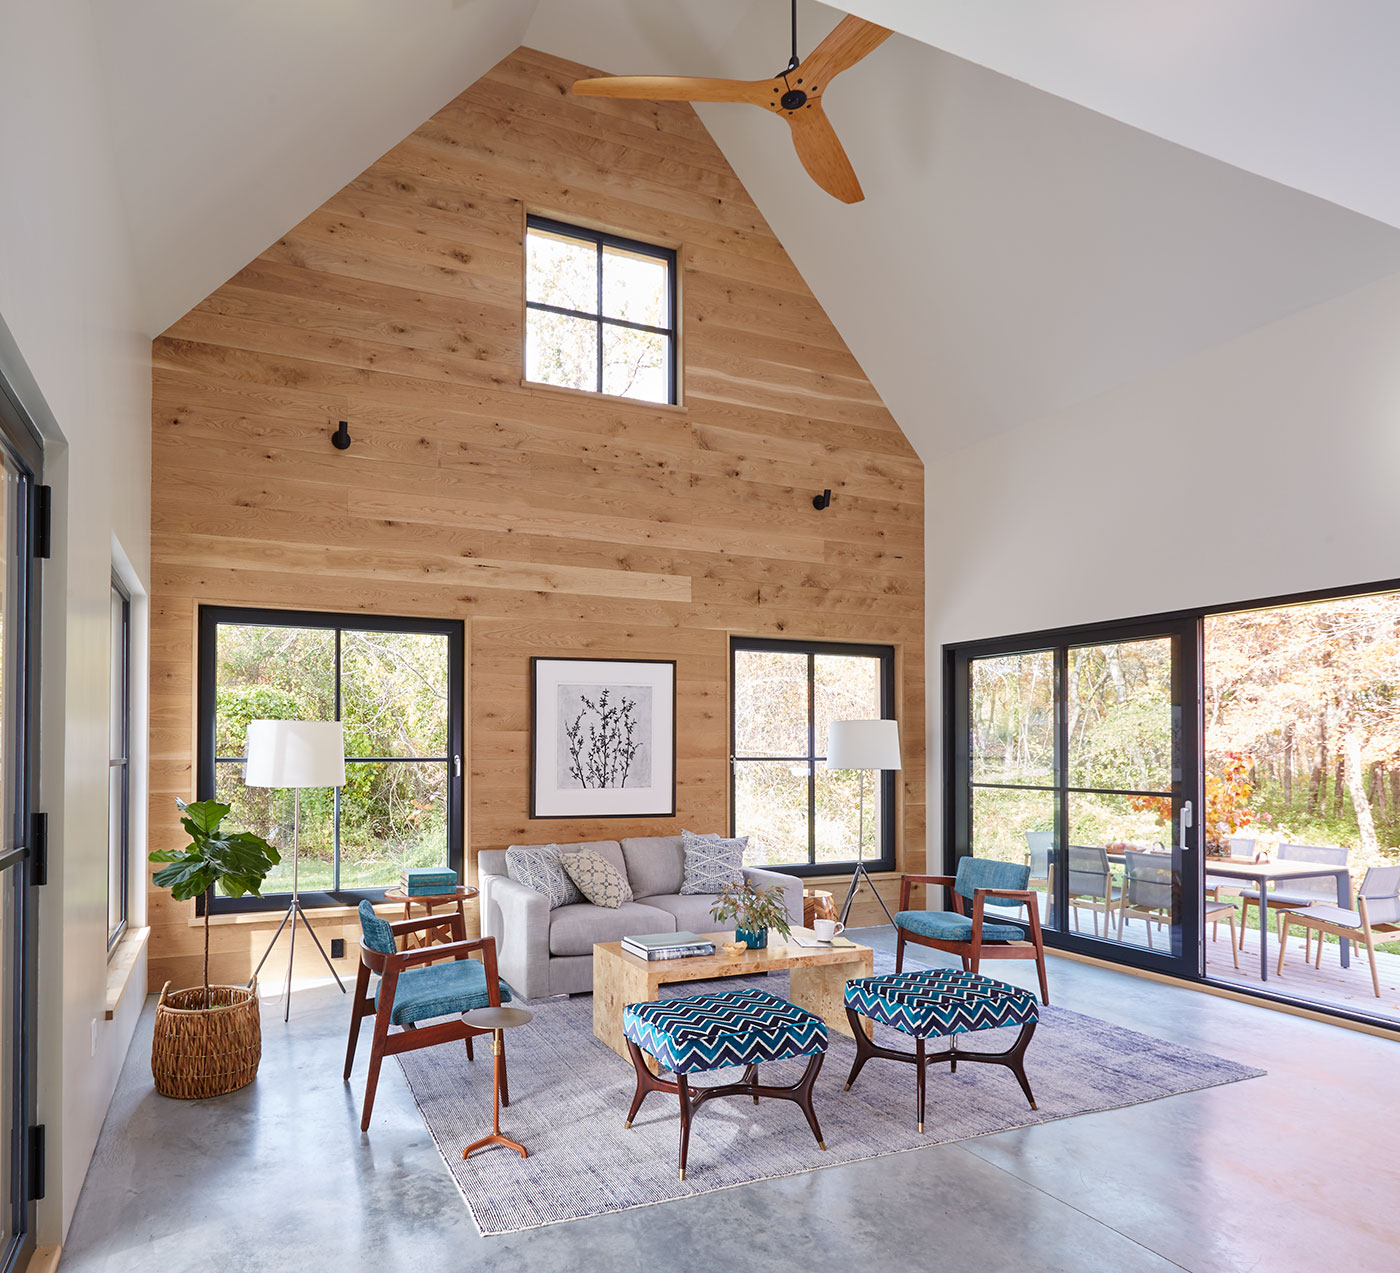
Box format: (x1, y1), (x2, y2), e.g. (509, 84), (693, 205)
(736, 925), (768, 950)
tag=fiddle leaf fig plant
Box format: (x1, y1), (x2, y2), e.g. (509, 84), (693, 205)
(150, 799), (280, 1007)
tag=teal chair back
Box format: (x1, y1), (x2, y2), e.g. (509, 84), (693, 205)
(358, 899), (397, 954)
(953, 857), (1031, 909)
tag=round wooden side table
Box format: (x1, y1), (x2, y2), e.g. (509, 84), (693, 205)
(460, 1005), (534, 1161)
(383, 885), (478, 949)
(803, 888), (837, 927)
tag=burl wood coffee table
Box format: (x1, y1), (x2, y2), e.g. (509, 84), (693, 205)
(593, 931), (874, 1072)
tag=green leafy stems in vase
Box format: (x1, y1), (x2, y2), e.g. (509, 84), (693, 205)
(149, 799), (281, 1008)
(709, 880), (793, 950)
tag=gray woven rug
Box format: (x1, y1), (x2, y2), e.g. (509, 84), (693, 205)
(397, 954), (1262, 1235)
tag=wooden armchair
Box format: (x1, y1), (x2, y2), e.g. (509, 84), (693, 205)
(344, 900), (512, 1131)
(896, 857), (1049, 1005)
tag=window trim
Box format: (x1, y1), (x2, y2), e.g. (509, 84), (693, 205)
(523, 214), (679, 405)
(196, 605), (465, 915)
(729, 636), (897, 878)
(107, 573), (131, 953)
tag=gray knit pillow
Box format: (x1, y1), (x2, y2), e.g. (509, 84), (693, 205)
(679, 829), (748, 895)
(505, 844), (583, 909)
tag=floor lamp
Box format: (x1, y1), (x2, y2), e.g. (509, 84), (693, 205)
(827, 719), (901, 928)
(246, 719), (348, 1020)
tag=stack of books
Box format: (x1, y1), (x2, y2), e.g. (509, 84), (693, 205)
(399, 866), (458, 897)
(621, 931), (716, 961)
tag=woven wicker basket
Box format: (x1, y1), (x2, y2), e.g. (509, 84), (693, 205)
(151, 981), (261, 1099)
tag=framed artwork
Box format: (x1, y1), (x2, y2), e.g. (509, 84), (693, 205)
(530, 657), (676, 819)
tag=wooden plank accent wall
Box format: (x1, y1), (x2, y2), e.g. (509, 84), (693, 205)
(147, 47), (925, 990)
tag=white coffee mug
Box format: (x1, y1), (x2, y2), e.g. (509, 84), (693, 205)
(813, 918), (845, 942)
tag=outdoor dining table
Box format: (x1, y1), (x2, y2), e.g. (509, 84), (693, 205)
(1204, 859), (1352, 981)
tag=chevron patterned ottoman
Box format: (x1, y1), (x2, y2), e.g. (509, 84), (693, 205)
(622, 988), (829, 1179)
(843, 969), (1038, 1132)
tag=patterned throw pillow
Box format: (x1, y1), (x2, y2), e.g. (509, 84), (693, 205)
(561, 848), (632, 910)
(505, 844), (583, 909)
(679, 828), (748, 895)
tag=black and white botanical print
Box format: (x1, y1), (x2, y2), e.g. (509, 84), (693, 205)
(556, 684), (653, 789)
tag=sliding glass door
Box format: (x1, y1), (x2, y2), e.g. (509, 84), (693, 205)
(949, 618), (1202, 977)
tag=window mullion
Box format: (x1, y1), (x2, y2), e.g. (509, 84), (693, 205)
(595, 241), (604, 394)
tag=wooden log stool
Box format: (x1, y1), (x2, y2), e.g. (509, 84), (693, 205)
(622, 988), (829, 1180)
(843, 969), (1038, 1132)
(803, 888), (837, 928)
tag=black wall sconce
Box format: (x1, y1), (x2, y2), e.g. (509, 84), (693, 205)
(331, 420), (352, 451)
(812, 489), (832, 511)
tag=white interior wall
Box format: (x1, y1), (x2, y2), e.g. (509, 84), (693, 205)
(0, 0), (153, 1245)
(924, 267), (1400, 860)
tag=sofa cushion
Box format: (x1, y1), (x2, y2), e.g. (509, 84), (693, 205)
(561, 847), (632, 909)
(620, 835), (687, 898)
(505, 843), (583, 909)
(680, 829), (748, 895)
(643, 893), (724, 934)
(548, 900), (678, 956)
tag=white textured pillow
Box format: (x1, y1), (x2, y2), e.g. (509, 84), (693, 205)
(561, 848), (632, 909)
(504, 844), (583, 909)
(679, 828), (748, 895)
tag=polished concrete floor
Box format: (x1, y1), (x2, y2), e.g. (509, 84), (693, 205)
(61, 929), (1397, 1272)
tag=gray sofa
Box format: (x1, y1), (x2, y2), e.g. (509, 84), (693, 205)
(479, 836), (802, 1000)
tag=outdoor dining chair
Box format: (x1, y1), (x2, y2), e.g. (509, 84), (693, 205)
(1025, 831), (1052, 891)
(1117, 849), (1238, 966)
(1275, 864), (1400, 997)
(1066, 845), (1119, 937)
(1236, 843), (1349, 949)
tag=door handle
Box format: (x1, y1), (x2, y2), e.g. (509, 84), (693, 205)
(1179, 800), (1193, 849)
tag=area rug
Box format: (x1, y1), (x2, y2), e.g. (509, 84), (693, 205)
(397, 954), (1263, 1235)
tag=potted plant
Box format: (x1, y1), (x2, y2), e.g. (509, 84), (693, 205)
(148, 799), (281, 1098)
(709, 880), (793, 950)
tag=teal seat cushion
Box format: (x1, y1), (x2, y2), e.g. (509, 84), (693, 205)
(895, 909), (1025, 943)
(375, 958), (512, 1026)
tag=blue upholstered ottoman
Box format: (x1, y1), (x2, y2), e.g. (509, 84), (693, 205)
(843, 969), (1039, 1131)
(622, 988), (829, 1178)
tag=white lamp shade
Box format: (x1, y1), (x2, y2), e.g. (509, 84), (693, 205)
(826, 719), (901, 771)
(244, 720), (346, 788)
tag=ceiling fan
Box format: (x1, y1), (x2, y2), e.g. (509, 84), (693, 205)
(571, 3), (892, 204)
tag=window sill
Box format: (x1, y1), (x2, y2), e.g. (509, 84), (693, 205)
(191, 902), (397, 928)
(518, 377), (688, 414)
(105, 926), (150, 1020)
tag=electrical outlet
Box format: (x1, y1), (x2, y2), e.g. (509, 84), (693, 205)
(330, 938), (345, 959)
(91, 1018), (98, 1057)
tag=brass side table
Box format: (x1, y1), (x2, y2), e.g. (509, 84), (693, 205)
(460, 1005), (534, 1161)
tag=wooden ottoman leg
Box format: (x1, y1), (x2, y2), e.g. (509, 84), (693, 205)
(916, 1036), (926, 1133)
(794, 1051), (827, 1151)
(624, 1039), (670, 1129)
(843, 1005), (876, 1091)
(676, 1073), (692, 1181)
(1003, 1020), (1037, 1110)
(742, 1063), (759, 1104)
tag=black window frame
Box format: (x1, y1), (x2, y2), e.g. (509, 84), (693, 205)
(107, 573), (131, 953)
(730, 637), (897, 878)
(196, 605), (464, 915)
(524, 214), (679, 405)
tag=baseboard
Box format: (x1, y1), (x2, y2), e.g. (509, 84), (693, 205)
(25, 1243), (60, 1273)
(1045, 946), (1400, 1041)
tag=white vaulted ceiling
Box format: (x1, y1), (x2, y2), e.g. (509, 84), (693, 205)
(84, 0), (1400, 458)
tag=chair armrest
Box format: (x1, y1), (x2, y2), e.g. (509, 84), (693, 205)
(390, 935), (495, 971)
(389, 913), (465, 938)
(972, 887), (1036, 904)
(900, 874), (954, 910)
(741, 866), (803, 927)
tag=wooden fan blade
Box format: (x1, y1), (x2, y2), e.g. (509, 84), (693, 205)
(572, 75), (769, 105)
(802, 15), (893, 85)
(785, 101), (864, 203)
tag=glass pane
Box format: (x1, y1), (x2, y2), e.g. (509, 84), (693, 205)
(108, 765), (125, 941)
(1067, 791), (1179, 953)
(214, 761), (335, 896)
(526, 227), (597, 314)
(337, 760), (449, 891)
(971, 787), (1055, 927)
(1067, 638), (1174, 791)
(734, 760), (809, 867)
(814, 654), (881, 761)
(601, 324), (668, 403)
(733, 650), (808, 757)
(815, 764), (881, 864)
(971, 652), (1055, 785)
(526, 308), (598, 392)
(340, 629), (449, 759)
(602, 245), (668, 326)
(109, 588), (126, 759)
(214, 624), (334, 757)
